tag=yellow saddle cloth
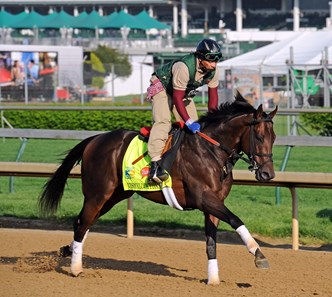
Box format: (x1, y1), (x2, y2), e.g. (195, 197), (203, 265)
(122, 135), (172, 191)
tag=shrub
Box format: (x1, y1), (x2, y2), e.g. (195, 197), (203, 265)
(3, 110), (152, 131)
(301, 113), (332, 136)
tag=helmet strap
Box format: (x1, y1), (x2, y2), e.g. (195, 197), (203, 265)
(198, 59), (208, 72)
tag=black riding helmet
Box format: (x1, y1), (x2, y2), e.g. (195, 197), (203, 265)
(195, 39), (223, 62)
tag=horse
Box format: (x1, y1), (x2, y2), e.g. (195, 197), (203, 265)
(39, 92), (277, 284)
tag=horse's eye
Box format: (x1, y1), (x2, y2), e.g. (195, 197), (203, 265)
(256, 135), (264, 143)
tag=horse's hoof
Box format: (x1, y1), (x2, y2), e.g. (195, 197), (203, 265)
(59, 245), (72, 257)
(207, 276), (220, 285)
(71, 263), (83, 277)
(254, 249), (270, 269)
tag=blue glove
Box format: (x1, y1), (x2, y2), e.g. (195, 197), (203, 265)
(185, 119), (200, 133)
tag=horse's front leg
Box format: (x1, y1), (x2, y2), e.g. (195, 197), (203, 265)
(204, 214), (220, 285)
(202, 192), (269, 270)
(236, 224), (269, 269)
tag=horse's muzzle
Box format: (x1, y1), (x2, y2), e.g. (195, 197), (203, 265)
(255, 169), (275, 182)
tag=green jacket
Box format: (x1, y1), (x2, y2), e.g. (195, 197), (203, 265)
(154, 53), (216, 97)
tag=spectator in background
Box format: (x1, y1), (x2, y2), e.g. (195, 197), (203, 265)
(27, 59), (39, 85)
(11, 60), (24, 86)
(40, 53), (54, 89)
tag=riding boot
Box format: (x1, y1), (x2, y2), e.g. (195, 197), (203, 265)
(148, 161), (169, 184)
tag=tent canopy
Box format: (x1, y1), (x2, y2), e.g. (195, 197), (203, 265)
(106, 10), (149, 30)
(0, 9), (170, 31)
(13, 10), (56, 29)
(0, 10), (27, 28)
(218, 31), (332, 74)
(44, 10), (76, 29)
(134, 10), (170, 30)
(71, 10), (109, 29)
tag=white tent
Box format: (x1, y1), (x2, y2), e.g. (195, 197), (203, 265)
(218, 31), (332, 108)
(218, 31), (332, 75)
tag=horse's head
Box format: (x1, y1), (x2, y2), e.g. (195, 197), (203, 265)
(198, 93), (277, 182)
(241, 104), (278, 182)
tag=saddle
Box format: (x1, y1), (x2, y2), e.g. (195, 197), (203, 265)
(137, 122), (185, 174)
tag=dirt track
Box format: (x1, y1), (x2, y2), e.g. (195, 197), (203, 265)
(0, 228), (331, 297)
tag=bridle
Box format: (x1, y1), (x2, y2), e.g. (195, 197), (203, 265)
(197, 115), (274, 173)
(247, 117), (274, 171)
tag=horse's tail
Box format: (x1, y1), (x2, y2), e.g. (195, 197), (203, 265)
(38, 135), (97, 216)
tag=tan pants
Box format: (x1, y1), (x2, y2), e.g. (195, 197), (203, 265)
(148, 83), (198, 161)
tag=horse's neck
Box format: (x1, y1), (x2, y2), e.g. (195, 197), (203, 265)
(206, 120), (245, 151)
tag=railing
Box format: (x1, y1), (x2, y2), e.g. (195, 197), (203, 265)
(1, 127), (332, 250)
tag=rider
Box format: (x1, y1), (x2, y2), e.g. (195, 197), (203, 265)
(146, 38), (223, 183)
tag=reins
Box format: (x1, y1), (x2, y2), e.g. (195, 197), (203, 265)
(197, 131), (249, 167)
(196, 116), (273, 172)
(197, 131), (233, 155)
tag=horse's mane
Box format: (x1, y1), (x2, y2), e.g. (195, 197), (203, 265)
(199, 91), (256, 126)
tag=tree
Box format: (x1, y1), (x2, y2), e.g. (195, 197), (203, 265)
(84, 45), (132, 88)
(94, 45), (132, 78)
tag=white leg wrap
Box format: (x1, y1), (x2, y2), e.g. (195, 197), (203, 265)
(236, 225), (259, 255)
(71, 240), (83, 276)
(82, 229), (89, 245)
(207, 259), (220, 285)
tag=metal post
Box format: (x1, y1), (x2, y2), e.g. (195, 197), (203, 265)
(204, 8), (208, 36)
(286, 63), (291, 135)
(127, 196), (134, 238)
(80, 85), (85, 105)
(111, 64), (115, 103)
(303, 66), (308, 107)
(181, 0), (188, 38)
(236, 0), (243, 32)
(173, 3), (178, 35)
(9, 138), (28, 193)
(323, 47), (330, 107)
(290, 187), (299, 250)
(258, 64), (263, 107)
(140, 57), (146, 105)
(289, 47), (297, 136)
(24, 64), (28, 104)
(293, 0), (300, 31)
(275, 145), (293, 205)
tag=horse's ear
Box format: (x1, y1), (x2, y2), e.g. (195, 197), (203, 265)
(254, 104), (264, 119)
(268, 106), (278, 119)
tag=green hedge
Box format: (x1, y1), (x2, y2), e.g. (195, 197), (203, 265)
(3, 110), (153, 131)
(301, 113), (332, 136)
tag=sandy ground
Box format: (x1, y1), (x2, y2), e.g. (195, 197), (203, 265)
(0, 228), (331, 297)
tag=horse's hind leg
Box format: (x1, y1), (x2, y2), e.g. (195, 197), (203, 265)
(69, 200), (102, 276)
(68, 189), (133, 276)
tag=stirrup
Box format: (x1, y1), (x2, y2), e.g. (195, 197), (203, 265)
(148, 162), (169, 184)
(152, 170), (169, 183)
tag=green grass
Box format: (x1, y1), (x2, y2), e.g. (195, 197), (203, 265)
(0, 137), (331, 246)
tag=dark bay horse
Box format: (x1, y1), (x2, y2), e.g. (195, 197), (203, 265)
(39, 93), (277, 284)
